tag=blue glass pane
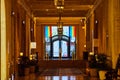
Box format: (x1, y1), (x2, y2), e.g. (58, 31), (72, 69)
(61, 41), (68, 57)
(70, 76), (76, 80)
(53, 76), (59, 80)
(70, 42), (75, 57)
(52, 26), (58, 36)
(53, 41), (59, 57)
(45, 37), (50, 42)
(63, 26), (69, 36)
(46, 42), (50, 56)
(70, 37), (76, 42)
(62, 76), (68, 80)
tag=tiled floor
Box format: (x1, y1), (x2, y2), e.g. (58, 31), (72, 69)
(15, 68), (99, 80)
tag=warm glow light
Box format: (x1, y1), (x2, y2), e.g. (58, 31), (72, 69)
(84, 45), (86, 48)
(57, 6), (64, 9)
(30, 42), (36, 49)
(54, 0), (64, 6)
(89, 52), (94, 55)
(82, 27), (85, 29)
(57, 21), (63, 28)
(30, 54), (33, 60)
(20, 52), (23, 56)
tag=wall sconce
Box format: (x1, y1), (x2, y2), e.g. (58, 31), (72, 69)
(22, 20), (25, 24)
(30, 54), (33, 60)
(20, 52), (23, 56)
(89, 52), (94, 55)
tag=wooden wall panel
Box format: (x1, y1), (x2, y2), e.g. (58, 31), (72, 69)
(94, 0), (108, 54)
(36, 24), (44, 60)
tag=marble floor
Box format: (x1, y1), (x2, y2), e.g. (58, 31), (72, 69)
(15, 68), (99, 80)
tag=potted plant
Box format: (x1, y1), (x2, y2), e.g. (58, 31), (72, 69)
(88, 53), (111, 78)
(18, 56), (30, 76)
(29, 59), (37, 73)
(88, 54), (98, 77)
(95, 54), (111, 80)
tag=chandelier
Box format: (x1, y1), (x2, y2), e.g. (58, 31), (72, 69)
(54, 0), (64, 10)
(54, 0), (64, 35)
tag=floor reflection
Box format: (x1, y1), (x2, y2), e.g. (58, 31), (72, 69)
(15, 68), (99, 80)
(16, 75), (99, 80)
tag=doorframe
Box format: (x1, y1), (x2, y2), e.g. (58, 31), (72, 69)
(50, 35), (71, 58)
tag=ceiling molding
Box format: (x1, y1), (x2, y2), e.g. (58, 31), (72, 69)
(35, 17), (86, 25)
(17, 0), (33, 19)
(86, 0), (103, 20)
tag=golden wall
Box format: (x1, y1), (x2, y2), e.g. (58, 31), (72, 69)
(108, 0), (120, 68)
(86, 0), (120, 68)
(86, 0), (108, 54)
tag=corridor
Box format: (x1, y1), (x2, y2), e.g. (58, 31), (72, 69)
(1, 0), (120, 80)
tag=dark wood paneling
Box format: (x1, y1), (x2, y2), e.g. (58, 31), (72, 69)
(38, 60), (87, 68)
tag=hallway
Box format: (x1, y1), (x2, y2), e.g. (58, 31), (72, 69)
(1, 0), (120, 80)
(15, 68), (99, 80)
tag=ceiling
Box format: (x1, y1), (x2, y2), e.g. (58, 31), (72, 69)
(24, 0), (97, 24)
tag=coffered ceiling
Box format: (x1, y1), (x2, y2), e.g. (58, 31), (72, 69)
(22, 0), (98, 24)
(25, 0), (96, 17)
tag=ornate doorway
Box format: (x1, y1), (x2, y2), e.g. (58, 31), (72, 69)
(44, 26), (76, 59)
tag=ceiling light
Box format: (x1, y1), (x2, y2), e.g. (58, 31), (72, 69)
(54, 0), (64, 35)
(72, 9), (74, 11)
(46, 9), (49, 11)
(54, 0), (64, 10)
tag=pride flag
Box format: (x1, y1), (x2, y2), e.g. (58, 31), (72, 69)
(70, 26), (76, 37)
(45, 26), (52, 37)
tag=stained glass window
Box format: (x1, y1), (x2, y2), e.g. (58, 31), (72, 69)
(63, 26), (69, 36)
(69, 26), (76, 57)
(44, 26), (76, 58)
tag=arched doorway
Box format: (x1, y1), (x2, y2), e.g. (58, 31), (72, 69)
(51, 35), (70, 58)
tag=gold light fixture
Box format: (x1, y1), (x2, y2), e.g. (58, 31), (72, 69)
(57, 20), (63, 28)
(57, 13), (63, 35)
(54, 0), (64, 9)
(54, 0), (64, 35)
(54, 0), (64, 13)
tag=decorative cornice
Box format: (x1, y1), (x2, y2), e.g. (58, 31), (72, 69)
(17, 0), (33, 19)
(86, 0), (103, 20)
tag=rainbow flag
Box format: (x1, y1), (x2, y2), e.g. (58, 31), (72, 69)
(45, 26), (52, 37)
(70, 26), (76, 37)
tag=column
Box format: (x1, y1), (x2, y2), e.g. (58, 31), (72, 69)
(108, 0), (120, 68)
(1, 0), (7, 79)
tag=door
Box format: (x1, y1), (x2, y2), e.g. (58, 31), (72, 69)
(52, 40), (69, 58)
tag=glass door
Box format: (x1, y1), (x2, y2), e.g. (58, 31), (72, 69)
(61, 40), (68, 57)
(53, 40), (59, 57)
(52, 40), (68, 58)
